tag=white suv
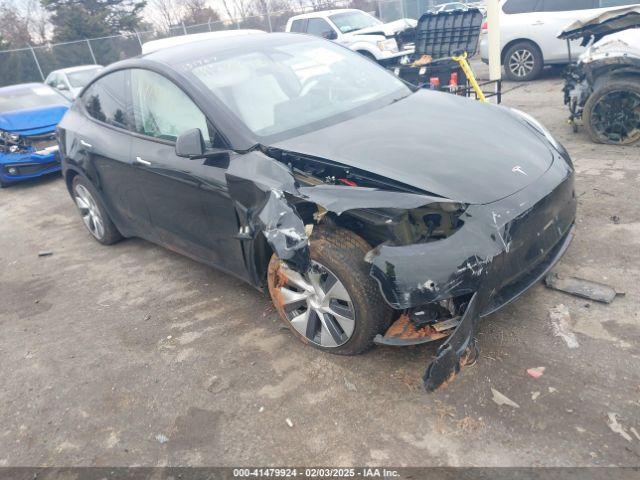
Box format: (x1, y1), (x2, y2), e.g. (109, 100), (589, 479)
(285, 9), (415, 65)
(480, 0), (640, 81)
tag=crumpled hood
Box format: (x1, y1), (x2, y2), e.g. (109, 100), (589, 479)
(272, 90), (555, 205)
(0, 105), (68, 136)
(579, 29), (640, 64)
(346, 18), (417, 38)
(558, 6), (640, 41)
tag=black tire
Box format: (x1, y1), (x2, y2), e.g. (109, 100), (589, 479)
(583, 77), (640, 145)
(503, 41), (543, 82)
(0, 179), (8, 188)
(71, 175), (122, 245)
(267, 226), (392, 355)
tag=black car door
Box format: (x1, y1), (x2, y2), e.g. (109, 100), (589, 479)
(75, 70), (157, 241)
(127, 68), (248, 279)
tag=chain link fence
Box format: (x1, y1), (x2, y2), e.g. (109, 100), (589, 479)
(0, 0), (446, 87)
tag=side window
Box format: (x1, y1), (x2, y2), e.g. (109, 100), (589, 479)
(306, 18), (335, 38)
(290, 19), (307, 32)
(540, 0), (596, 11)
(82, 70), (130, 129)
(503, 0), (541, 13)
(130, 69), (211, 145)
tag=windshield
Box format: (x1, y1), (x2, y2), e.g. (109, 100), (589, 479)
(329, 11), (382, 33)
(67, 68), (102, 88)
(0, 85), (66, 112)
(183, 38), (410, 140)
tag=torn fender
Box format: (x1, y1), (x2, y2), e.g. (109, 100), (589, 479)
(226, 152), (310, 272)
(225, 150), (453, 274)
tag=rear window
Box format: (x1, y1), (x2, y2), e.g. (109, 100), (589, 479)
(0, 85), (66, 112)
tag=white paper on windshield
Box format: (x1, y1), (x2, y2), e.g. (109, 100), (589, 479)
(32, 86), (55, 96)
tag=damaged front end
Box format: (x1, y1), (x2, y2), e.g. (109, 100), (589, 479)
(563, 34), (640, 133)
(0, 130), (61, 185)
(560, 9), (640, 143)
(223, 139), (576, 392)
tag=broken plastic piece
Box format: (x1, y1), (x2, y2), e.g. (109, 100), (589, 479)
(423, 292), (480, 391)
(607, 412), (632, 442)
(549, 304), (579, 349)
(526, 366), (545, 379)
(491, 388), (520, 408)
(545, 272), (621, 304)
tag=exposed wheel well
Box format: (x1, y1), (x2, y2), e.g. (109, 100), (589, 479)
(356, 49), (376, 60)
(501, 39), (543, 65)
(65, 169), (78, 196)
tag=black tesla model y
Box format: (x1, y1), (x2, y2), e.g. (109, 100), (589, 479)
(58, 33), (576, 389)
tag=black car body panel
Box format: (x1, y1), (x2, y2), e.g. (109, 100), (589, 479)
(273, 90), (555, 204)
(58, 33), (577, 391)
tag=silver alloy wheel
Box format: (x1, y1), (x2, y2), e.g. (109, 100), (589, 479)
(508, 49), (535, 78)
(277, 261), (356, 348)
(74, 184), (105, 240)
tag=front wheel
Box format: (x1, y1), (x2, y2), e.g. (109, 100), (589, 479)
(267, 227), (392, 355)
(583, 78), (640, 145)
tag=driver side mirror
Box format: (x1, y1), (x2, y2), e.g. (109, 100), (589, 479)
(323, 30), (337, 40)
(175, 128), (205, 159)
(57, 83), (69, 91)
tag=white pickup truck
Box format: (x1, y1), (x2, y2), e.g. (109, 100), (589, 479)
(285, 9), (416, 65)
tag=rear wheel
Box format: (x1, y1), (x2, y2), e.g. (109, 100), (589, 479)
(267, 227), (391, 355)
(72, 176), (122, 245)
(503, 41), (543, 82)
(583, 78), (640, 145)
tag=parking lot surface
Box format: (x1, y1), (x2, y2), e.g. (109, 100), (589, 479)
(1, 63), (639, 467)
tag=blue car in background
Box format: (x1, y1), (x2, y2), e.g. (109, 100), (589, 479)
(0, 83), (69, 187)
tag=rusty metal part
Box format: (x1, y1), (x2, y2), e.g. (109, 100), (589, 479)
(268, 255), (310, 343)
(374, 313), (459, 346)
(412, 54), (433, 67)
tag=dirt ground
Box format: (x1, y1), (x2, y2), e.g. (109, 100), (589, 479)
(1, 61), (639, 467)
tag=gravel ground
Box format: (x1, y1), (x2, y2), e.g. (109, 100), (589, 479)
(1, 61), (639, 467)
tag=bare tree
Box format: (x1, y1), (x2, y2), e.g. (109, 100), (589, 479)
(0, 0), (33, 46)
(21, 0), (50, 44)
(147, 0), (182, 30)
(182, 0), (221, 24)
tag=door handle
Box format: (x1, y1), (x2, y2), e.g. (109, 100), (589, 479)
(134, 156), (151, 166)
(532, 21), (544, 26)
(80, 139), (92, 148)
